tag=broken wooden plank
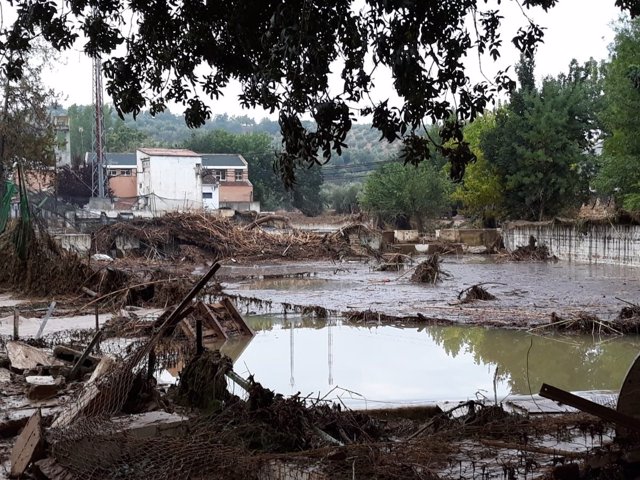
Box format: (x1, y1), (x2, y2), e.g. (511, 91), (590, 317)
(69, 331), (102, 379)
(154, 262), (221, 336)
(6, 342), (64, 372)
(539, 383), (640, 433)
(198, 302), (229, 340)
(220, 297), (255, 337)
(35, 301), (56, 340)
(10, 409), (43, 477)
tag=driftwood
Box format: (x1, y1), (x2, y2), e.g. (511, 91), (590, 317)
(244, 215), (291, 230)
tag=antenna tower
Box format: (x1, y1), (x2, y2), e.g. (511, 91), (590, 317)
(91, 55), (106, 197)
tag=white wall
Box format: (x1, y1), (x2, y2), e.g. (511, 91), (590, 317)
(503, 221), (640, 266)
(137, 152), (203, 212)
(202, 184), (220, 210)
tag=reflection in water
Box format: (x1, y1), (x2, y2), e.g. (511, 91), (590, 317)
(231, 315), (640, 408)
(424, 325), (640, 394)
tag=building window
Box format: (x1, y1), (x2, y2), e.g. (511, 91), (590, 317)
(142, 158), (150, 171)
(107, 169), (117, 177)
(215, 169), (226, 181)
(120, 169), (132, 176)
(235, 169), (243, 181)
(202, 192), (213, 199)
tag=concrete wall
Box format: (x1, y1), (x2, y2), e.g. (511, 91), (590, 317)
(503, 221), (640, 266)
(202, 184), (220, 210)
(53, 234), (91, 253)
(436, 228), (501, 247)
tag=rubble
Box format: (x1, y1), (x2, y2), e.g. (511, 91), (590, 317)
(6, 341), (64, 372)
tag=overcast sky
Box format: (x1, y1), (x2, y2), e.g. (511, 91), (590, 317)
(35, 0), (623, 120)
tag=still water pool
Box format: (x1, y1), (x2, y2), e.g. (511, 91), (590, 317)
(160, 315), (640, 409)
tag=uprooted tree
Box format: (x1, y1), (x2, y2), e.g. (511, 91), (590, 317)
(3, 1), (637, 187)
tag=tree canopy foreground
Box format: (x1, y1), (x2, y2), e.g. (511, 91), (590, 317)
(2, 0), (637, 185)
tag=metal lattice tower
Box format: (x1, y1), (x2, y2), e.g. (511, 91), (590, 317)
(91, 55), (106, 198)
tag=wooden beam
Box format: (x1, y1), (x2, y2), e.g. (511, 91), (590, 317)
(539, 383), (640, 433)
(155, 263), (221, 336)
(35, 301), (56, 340)
(69, 331), (102, 379)
(10, 410), (43, 477)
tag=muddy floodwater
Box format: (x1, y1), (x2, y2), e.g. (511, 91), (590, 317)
(160, 314), (640, 409)
(221, 256), (640, 324)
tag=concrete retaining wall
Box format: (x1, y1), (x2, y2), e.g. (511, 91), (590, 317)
(53, 234), (91, 254)
(503, 221), (640, 266)
(436, 228), (501, 247)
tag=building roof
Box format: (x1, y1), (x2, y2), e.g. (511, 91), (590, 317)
(138, 148), (199, 157)
(201, 154), (247, 168)
(105, 152), (136, 167)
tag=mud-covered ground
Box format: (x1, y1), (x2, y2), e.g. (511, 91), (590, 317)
(219, 255), (640, 326)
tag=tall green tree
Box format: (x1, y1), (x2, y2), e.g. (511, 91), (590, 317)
(594, 17), (640, 210)
(451, 114), (505, 226)
(359, 161), (452, 231)
(482, 56), (601, 220)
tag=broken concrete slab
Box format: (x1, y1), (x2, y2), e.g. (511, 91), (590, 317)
(110, 411), (188, 438)
(6, 342), (64, 372)
(0, 368), (12, 384)
(53, 345), (100, 369)
(9, 409), (43, 477)
(25, 376), (64, 401)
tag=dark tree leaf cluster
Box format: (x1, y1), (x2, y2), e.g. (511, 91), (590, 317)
(2, 1), (635, 186)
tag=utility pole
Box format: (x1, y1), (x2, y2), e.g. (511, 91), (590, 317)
(91, 55), (105, 198)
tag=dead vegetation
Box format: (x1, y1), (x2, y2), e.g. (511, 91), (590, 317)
(411, 254), (450, 284)
(458, 284), (498, 304)
(93, 213), (369, 262)
(0, 222), (92, 296)
(530, 304), (640, 335)
(509, 235), (557, 261)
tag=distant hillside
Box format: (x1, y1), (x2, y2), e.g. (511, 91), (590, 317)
(126, 111), (399, 183)
(65, 105), (399, 183)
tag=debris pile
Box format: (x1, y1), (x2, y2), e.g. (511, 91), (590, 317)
(537, 308), (640, 335)
(93, 214), (373, 263)
(411, 254), (449, 284)
(375, 253), (407, 271)
(458, 284), (497, 303)
(0, 222), (92, 296)
(509, 235), (557, 261)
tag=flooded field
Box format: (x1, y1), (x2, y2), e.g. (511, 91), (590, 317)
(221, 257), (640, 325)
(159, 314), (640, 409)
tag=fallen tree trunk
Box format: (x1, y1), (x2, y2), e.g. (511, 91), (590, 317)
(244, 215), (291, 230)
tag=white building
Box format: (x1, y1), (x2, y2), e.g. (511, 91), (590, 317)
(136, 148), (205, 213)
